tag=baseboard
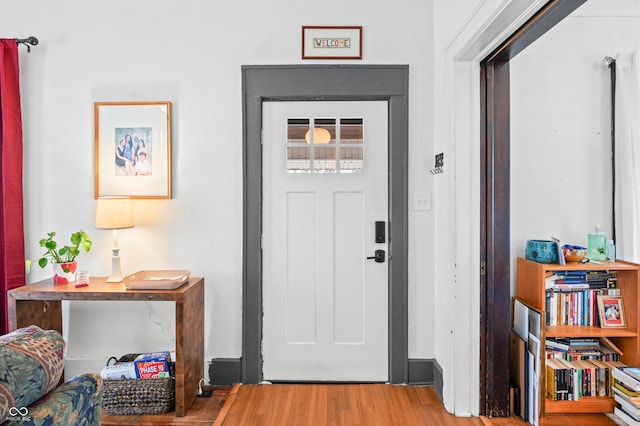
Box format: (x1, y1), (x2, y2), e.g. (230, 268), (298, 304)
(211, 357), (442, 393)
(408, 359), (443, 403)
(408, 358), (436, 385)
(433, 359), (443, 400)
(209, 358), (242, 385)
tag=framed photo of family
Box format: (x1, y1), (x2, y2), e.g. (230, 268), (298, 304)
(597, 294), (627, 328)
(94, 101), (172, 199)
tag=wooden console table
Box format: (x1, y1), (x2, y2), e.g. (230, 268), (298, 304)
(7, 276), (204, 417)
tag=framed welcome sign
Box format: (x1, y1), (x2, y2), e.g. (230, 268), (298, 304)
(302, 26), (362, 60)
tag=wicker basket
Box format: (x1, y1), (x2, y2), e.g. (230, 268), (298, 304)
(103, 354), (175, 415)
(124, 270), (190, 290)
(103, 377), (175, 415)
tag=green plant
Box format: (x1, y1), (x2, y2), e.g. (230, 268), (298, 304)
(38, 230), (92, 269)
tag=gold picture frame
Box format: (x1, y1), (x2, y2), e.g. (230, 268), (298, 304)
(94, 101), (171, 199)
(597, 294), (626, 328)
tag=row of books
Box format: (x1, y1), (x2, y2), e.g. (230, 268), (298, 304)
(545, 270), (617, 291)
(545, 288), (620, 326)
(612, 366), (640, 425)
(546, 337), (622, 362)
(546, 358), (624, 401)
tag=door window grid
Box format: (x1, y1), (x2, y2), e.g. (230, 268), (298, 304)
(287, 117), (363, 173)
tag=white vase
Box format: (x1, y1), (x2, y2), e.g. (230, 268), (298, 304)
(52, 261), (78, 284)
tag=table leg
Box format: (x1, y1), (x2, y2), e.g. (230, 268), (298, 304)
(174, 280), (204, 416)
(8, 299), (62, 333)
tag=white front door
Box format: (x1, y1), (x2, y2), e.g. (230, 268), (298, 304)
(262, 101), (389, 381)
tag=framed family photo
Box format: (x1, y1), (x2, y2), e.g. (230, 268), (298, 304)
(597, 294), (626, 328)
(94, 101), (172, 199)
(302, 26), (362, 60)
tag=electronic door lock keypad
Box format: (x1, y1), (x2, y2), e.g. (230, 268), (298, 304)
(375, 221), (386, 243)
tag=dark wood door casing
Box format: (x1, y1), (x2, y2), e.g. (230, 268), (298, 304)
(479, 0), (588, 417)
(480, 59), (511, 418)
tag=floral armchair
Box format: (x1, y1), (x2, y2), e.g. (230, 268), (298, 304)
(0, 325), (102, 425)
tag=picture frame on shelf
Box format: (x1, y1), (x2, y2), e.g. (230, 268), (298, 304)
(597, 294), (627, 328)
(94, 101), (172, 199)
(302, 26), (362, 60)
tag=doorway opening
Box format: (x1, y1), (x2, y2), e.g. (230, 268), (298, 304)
(479, 0), (588, 416)
(241, 65), (409, 384)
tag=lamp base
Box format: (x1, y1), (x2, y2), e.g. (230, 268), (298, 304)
(106, 249), (125, 283)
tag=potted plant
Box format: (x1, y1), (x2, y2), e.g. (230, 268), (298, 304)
(38, 230), (92, 284)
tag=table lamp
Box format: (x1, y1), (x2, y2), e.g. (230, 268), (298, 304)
(95, 197), (134, 282)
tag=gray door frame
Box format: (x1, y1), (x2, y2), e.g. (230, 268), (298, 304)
(242, 65), (409, 384)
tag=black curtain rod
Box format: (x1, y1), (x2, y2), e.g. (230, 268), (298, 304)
(15, 36), (38, 52)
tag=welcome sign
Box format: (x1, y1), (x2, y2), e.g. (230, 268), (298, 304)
(313, 38), (351, 48)
(302, 26), (362, 59)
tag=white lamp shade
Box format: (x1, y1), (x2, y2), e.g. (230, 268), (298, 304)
(95, 197), (134, 229)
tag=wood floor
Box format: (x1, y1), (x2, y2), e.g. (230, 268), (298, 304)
(221, 384), (485, 426)
(100, 384), (619, 426)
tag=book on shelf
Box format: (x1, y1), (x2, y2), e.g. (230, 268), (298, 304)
(545, 337), (622, 362)
(587, 270), (618, 288)
(557, 270), (588, 277)
(613, 367), (640, 392)
(545, 272), (557, 290)
(615, 395), (640, 424)
(545, 289), (621, 327)
(623, 367), (640, 382)
(614, 386), (640, 408)
(614, 384), (640, 425)
(586, 270), (615, 279)
(545, 270), (617, 292)
(590, 359), (611, 397)
(576, 359), (596, 397)
(546, 358), (568, 401)
(555, 277), (588, 284)
(615, 406), (640, 426)
(613, 378), (640, 398)
(545, 358), (621, 400)
(545, 338), (570, 352)
(600, 336), (624, 356)
(547, 337), (600, 350)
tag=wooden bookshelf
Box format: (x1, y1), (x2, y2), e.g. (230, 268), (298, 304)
(516, 257), (640, 418)
(546, 325), (636, 338)
(545, 396), (616, 414)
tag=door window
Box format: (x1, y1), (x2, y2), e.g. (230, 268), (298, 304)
(286, 117), (363, 173)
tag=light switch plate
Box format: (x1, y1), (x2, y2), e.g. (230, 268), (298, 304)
(413, 191), (432, 211)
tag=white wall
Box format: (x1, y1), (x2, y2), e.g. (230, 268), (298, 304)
(2, 1), (438, 382)
(9, 0), (615, 416)
(510, 3), (640, 291)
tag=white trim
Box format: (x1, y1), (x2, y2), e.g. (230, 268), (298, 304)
(434, 0), (549, 416)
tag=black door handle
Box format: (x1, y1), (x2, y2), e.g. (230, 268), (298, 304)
(366, 250), (386, 263)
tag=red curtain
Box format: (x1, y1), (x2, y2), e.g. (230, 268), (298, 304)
(0, 39), (25, 334)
